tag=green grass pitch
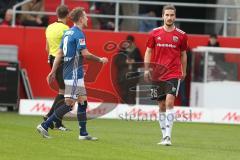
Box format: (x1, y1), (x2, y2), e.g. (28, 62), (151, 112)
(0, 112), (240, 160)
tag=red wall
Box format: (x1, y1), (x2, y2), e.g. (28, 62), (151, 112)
(1, 26), (240, 104)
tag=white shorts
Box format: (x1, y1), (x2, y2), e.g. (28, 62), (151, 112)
(64, 78), (86, 99)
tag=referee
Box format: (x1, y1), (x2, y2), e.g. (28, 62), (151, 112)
(44, 5), (69, 131)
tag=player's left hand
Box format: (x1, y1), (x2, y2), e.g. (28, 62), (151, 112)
(100, 57), (108, 64)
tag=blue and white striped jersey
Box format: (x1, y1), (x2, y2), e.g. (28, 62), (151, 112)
(60, 26), (86, 80)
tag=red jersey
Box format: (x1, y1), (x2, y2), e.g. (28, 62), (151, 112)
(146, 26), (188, 81)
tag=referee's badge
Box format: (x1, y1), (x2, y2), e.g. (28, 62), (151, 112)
(79, 39), (86, 45)
(173, 36), (179, 42)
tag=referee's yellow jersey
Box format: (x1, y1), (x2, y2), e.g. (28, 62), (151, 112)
(46, 21), (69, 57)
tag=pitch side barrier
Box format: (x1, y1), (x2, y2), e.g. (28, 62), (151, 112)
(19, 99), (240, 125)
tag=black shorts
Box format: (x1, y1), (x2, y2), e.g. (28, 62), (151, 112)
(150, 78), (181, 101)
(48, 55), (65, 90)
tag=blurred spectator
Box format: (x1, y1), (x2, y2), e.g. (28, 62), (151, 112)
(97, 2), (122, 30)
(125, 35), (142, 63)
(194, 34), (222, 81)
(207, 34), (220, 47)
(139, 10), (157, 32)
(20, 0), (48, 27)
(207, 34), (237, 81)
(0, 9), (21, 26)
(114, 35), (142, 104)
(1, 9), (12, 26)
(0, 0), (20, 22)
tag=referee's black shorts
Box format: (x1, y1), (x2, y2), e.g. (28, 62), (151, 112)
(48, 55), (65, 90)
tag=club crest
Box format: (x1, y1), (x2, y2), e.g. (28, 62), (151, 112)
(173, 36), (179, 42)
(79, 39), (86, 45)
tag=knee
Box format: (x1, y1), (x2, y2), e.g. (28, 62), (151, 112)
(158, 101), (166, 112)
(78, 96), (87, 104)
(165, 101), (174, 107)
(165, 94), (175, 108)
(65, 98), (76, 107)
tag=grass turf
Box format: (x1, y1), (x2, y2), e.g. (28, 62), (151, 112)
(0, 112), (240, 160)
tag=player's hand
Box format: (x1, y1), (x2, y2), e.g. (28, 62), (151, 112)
(100, 57), (108, 64)
(144, 70), (152, 82)
(46, 72), (56, 85)
(181, 72), (186, 80)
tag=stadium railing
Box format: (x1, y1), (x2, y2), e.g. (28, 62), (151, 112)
(12, 0), (240, 36)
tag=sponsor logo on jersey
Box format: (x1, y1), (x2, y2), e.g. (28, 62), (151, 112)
(157, 36), (161, 40)
(156, 43), (176, 48)
(173, 36), (179, 42)
(79, 39), (86, 45)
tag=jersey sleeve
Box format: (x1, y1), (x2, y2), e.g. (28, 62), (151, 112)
(76, 32), (87, 50)
(180, 34), (188, 51)
(146, 31), (155, 48)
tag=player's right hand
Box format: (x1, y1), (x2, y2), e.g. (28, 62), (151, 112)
(144, 70), (152, 82)
(100, 57), (108, 64)
(46, 72), (56, 85)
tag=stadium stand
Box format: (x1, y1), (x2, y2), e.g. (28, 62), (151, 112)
(44, 0), (92, 29)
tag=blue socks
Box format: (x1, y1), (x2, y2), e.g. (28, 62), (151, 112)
(42, 113), (58, 130)
(42, 101), (88, 136)
(42, 104), (71, 130)
(77, 101), (88, 136)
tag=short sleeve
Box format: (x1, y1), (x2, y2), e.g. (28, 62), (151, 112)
(146, 31), (155, 48)
(77, 32), (87, 50)
(180, 34), (188, 51)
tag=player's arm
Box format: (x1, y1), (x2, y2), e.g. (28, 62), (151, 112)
(81, 49), (108, 64)
(181, 50), (187, 79)
(46, 49), (63, 84)
(51, 49), (63, 73)
(180, 33), (188, 80)
(46, 41), (49, 53)
(144, 47), (152, 82)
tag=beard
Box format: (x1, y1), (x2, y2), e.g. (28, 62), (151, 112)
(165, 21), (174, 27)
(83, 22), (88, 28)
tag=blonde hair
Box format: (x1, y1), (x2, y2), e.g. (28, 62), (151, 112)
(69, 7), (85, 23)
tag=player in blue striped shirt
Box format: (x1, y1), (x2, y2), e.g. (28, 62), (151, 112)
(37, 7), (108, 140)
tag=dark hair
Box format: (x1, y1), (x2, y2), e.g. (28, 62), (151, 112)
(69, 7), (85, 23)
(126, 35), (134, 42)
(162, 4), (176, 15)
(56, 5), (69, 19)
(210, 34), (218, 39)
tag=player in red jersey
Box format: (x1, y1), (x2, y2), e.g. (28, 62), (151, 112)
(144, 4), (188, 146)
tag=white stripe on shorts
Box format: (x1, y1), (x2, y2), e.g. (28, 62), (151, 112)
(175, 79), (181, 97)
